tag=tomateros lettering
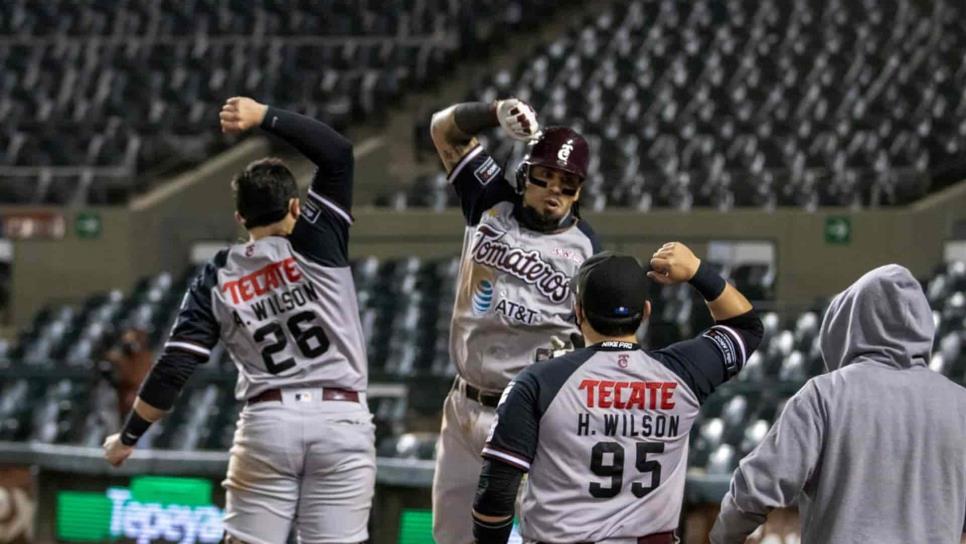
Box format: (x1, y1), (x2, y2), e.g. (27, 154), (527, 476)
(471, 224), (570, 303)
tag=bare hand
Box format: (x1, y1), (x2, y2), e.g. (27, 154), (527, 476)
(219, 97), (268, 134)
(647, 242), (701, 285)
(496, 98), (539, 141)
(103, 433), (134, 467)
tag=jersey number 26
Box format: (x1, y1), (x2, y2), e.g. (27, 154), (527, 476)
(252, 310), (330, 374)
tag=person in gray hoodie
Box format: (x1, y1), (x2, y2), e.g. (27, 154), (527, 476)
(710, 264), (966, 543)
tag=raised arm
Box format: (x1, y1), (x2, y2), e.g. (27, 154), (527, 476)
(430, 99), (538, 172)
(430, 99), (539, 225)
(648, 242), (764, 401)
(220, 97), (354, 212)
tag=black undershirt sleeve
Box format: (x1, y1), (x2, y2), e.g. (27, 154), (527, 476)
(651, 309), (763, 403)
(261, 106), (355, 266)
(136, 255), (223, 410)
(448, 146), (518, 226)
(137, 350), (206, 410)
(473, 459), (525, 544)
(260, 106), (354, 213)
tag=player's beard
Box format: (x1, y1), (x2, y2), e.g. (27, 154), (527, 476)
(518, 202), (574, 233)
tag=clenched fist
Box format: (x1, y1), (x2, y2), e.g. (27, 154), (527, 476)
(496, 98), (539, 141)
(647, 242), (701, 285)
(220, 97), (268, 134)
(103, 433), (134, 467)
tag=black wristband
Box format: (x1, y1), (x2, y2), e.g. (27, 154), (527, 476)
(472, 515), (513, 544)
(453, 102), (499, 135)
(689, 260), (727, 301)
(119, 410), (153, 446)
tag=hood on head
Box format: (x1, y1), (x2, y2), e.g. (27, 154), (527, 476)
(819, 264), (935, 372)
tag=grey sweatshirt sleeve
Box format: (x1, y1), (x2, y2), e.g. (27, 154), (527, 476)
(710, 380), (826, 543)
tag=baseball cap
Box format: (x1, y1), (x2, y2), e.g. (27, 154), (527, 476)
(572, 252), (649, 323)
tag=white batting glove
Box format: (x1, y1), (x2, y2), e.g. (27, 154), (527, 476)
(496, 98), (539, 141)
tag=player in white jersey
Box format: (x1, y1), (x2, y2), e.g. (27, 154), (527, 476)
(472, 244), (763, 544)
(429, 98), (602, 543)
(103, 97), (375, 543)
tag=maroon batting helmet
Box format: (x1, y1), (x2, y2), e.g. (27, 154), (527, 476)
(515, 126), (590, 193)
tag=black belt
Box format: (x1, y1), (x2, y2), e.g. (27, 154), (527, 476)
(458, 378), (502, 408)
(248, 388), (361, 405)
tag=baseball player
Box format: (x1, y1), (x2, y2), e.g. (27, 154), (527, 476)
(472, 244), (763, 544)
(710, 264), (966, 543)
(103, 97), (375, 543)
(429, 98), (602, 543)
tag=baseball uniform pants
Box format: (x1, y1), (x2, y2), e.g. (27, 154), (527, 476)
(222, 388), (375, 544)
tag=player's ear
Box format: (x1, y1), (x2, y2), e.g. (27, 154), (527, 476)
(574, 302), (584, 327)
(234, 211), (246, 227)
(290, 198), (300, 219)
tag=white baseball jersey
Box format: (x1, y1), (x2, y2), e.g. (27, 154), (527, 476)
(484, 331), (751, 542)
(161, 162), (366, 399)
(448, 145), (601, 391)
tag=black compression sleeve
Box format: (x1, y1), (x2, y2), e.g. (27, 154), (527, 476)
(473, 459), (524, 544)
(453, 102), (499, 136)
(137, 350), (204, 411)
(473, 516), (513, 544)
(260, 106), (354, 211)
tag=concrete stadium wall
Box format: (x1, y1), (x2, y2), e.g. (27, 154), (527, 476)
(4, 167), (964, 327)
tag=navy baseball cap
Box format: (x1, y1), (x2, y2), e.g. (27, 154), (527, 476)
(572, 252), (649, 322)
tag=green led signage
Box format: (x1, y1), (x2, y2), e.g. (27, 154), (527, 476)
(57, 476), (223, 543)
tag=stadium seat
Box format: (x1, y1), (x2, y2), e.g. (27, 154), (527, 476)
(392, 0), (966, 210)
(1, 0), (574, 204)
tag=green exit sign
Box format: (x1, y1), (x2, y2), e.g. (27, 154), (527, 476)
(75, 211), (102, 239)
(824, 216), (851, 245)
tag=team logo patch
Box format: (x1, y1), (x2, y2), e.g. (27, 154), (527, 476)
(474, 156), (500, 186)
(472, 280), (494, 314)
(301, 198), (321, 224)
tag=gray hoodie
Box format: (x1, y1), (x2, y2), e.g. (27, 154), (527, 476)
(710, 264), (966, 543)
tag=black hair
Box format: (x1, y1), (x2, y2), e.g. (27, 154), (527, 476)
(231, 158), (298, 229)
(584, 313), (643, 337)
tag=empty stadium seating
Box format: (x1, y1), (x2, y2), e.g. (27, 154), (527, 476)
(0, 0), (572, 205)
(0, 257), (962, 470)
(392, 0), (966, 210)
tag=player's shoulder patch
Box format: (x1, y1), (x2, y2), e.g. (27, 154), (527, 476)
(473, 154), (501, 186)
(702, 326), (741, 377)
(301, 197), (322, 224)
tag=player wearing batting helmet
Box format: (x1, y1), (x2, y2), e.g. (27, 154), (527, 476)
(104, 97), (375, 543)
(428, 99), (602, 544)
(473, 244), (763, 544)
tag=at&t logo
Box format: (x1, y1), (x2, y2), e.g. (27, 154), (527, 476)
(472, 280), (494, 314)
